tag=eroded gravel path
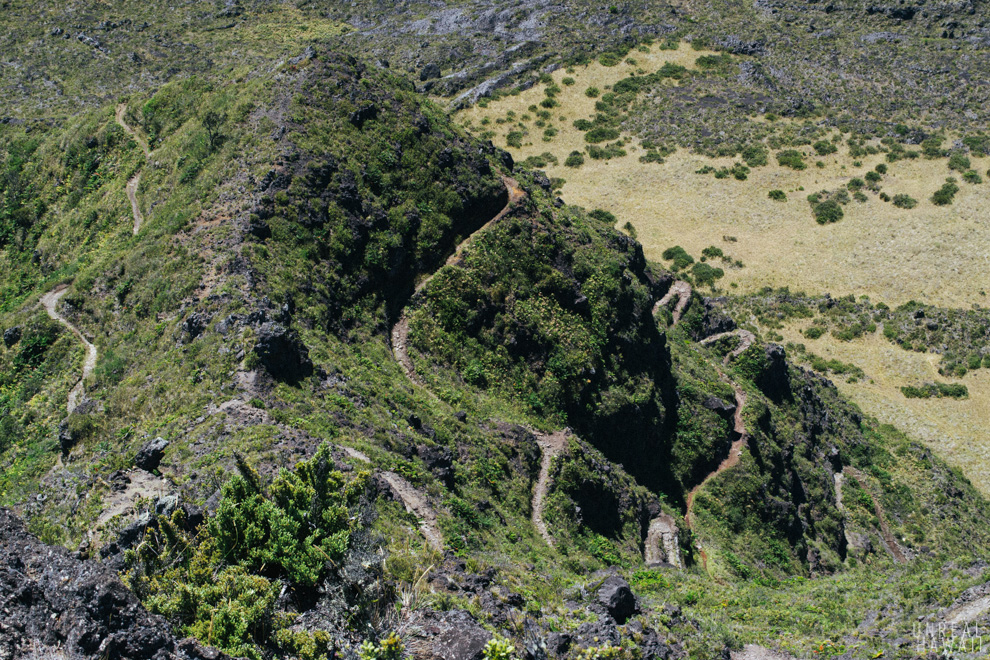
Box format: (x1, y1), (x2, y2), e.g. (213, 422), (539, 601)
(700, 329), (756, 366)
(531, 430), (568, 547)
(381, 471), (444, 552)
(40, 286), (97, 414)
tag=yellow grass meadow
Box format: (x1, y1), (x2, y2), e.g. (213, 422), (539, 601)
(456, 44), (990, 493)
(456, 44), (990, 309)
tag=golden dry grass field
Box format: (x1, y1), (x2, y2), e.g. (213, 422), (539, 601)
(773, 325), (990, 492)
(456, 44), (990, 309)
(455, 45), (990, 493)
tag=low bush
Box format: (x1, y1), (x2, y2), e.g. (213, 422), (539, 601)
(931, 179), (959, 206)
(768, 189), (787, 201)
(901, 382), (968, 399)
(776, 149), (806, 170)
(662, 245), (694, 271)
(892, 194), (917, 209)
(813, 200), (843, 224)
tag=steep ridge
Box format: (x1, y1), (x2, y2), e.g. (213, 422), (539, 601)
(39, 286), (97, 414)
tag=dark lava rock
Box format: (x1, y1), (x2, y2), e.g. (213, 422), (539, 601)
(254, 322), (313, 383)
(702, 395), (736, 418)
(349, 104), (379, 129)
(135, 437), (170, 472)
(420, 62), (442, 80)
(2, 326), (21, 347)
(418, 444), (455, 488)
(182, 313), (208, 341)
(454, 411), (468, 423)
(0, 508), (227, 660)
(756, 344), (791, 403)
(400, 609), (491, 660)
(596, 576), (638, 624)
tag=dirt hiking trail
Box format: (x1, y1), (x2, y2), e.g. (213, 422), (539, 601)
(40, 286), (97, 414)
(654, 280), (692, 324)
(843, 466), (907, 563)
(700, 329), (756, 366)
(115, 104), (150, 234)
(531, 430), (569, 547)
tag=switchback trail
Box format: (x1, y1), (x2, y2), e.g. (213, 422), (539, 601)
(115, 104), (150, 234)
(843, 466), (907, 563)
(684, 383), (748, 530)
(40, 286), (97, 414)
(390, 176), (525, 384)
(653, 280), (692, 324)
(657, 281), (751, 569)
(700, 329), (756, 366)
(531, 430), (569, 547)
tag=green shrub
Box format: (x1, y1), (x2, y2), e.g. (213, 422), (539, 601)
(639, 150), (665, 164)
(506, 131), (523, 148)
(360, 633), (404, 660)
(931, 180), (959, 206)
(813, 200), (844, 224)
(768, 189), (787, 201)
(599, 53), (621, 66)
(701, 246), (724, 260)
(565, 151), (585, 168)
(482, 636), (517, 660)
(742, 144), (768, 167)
(589, 209), (618, 224)
(662, 245), (694, 271)
(875, 163), (888, 174)
(127, 445), (369, 657)
(901, 382), (968, 399)
(691, 262), (725, 288)
(892, 194), (917, 209)
(948, 152), (971, 172)
(804, 326), (825, 339)
(864, 170), (881, 184)
(776, 149), (806, 170)
(847, 178), (864, 191)
(962, 170), (983, 184)
(562, 77), (576, 86)
(813, 140), (837, 156)
(585, 86), (600, 98)
(585, 126), (621, 143)
(573, 119), (593, 131)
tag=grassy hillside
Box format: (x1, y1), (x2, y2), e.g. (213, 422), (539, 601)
(2, 3), (990, 660)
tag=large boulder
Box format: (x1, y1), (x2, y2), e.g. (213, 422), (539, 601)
(400, 609), (491, 660)
(135, 437), (169, 472)
(596, 576), (638, 624)
(2, 326), (21, 347)
(253, 322), (313, 383)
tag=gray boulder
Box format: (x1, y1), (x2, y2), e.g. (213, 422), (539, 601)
(135, 437), (169, 472)
(596, 576), (638, 623)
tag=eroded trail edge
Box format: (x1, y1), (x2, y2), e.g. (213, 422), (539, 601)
(40, 286), (97, 414)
